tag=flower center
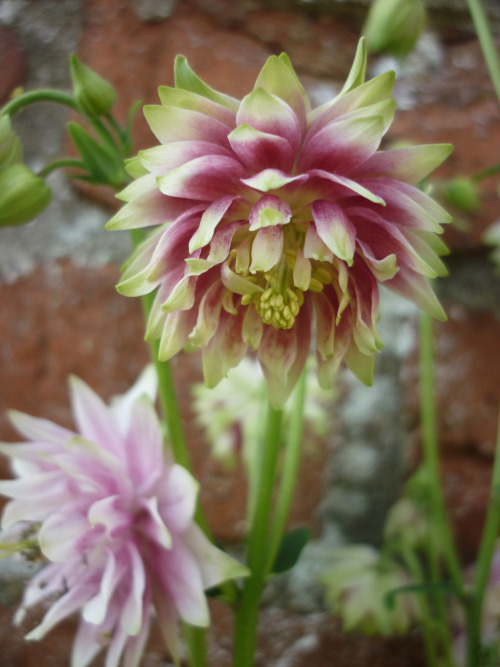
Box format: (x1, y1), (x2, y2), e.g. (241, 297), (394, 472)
(241, 250), (304, 331)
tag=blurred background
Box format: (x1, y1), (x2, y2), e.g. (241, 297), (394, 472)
(1, 0), (500, 664)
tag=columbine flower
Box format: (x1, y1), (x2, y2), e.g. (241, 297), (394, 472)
(107, 38), (451, 408)
(193, 357), (332, 468)
(0, 367), (246, 667)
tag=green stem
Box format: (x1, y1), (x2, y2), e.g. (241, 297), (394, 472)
(182, 624), (208, 667)
(266, 369), (307, 572)
(38, 158), (86, 178)
(1, 90), (79, 117)
(400, 546), (440, 667)
(467, 0), (500, 104)
(471, 163), (500, 183)
(465, 407), (500, 667)
(233, 403), (283, 667)
(419, 312), (464, 593)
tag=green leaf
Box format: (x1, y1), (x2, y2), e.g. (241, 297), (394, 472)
(271, 527), (310, 574)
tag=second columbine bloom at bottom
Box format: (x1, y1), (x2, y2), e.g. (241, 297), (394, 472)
(0, 367), (247, 667)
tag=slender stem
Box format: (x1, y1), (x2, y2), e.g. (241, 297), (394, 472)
(181, 624), (208, 667)
(38, 158), (86, 178)
(425, 529), (455, 667)
(400, 546), (440, 667)
(266, 369), (307, 572)
(1, 90), (79, 117)
(233, 402), (283, 667)
(471, 163), (500, 183)
(419, 312), (464, 592)
(465, 407), (500, 667)
(247, 384), (272, 529)
(467, 0), (500, 104)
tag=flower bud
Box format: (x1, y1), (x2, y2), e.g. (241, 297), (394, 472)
(442, 176), (481, 213)
(69, 54), (117, 118)
(364, 0), (427, 58)
(0, 115), (23, 173)
(0, 164), (51, 227)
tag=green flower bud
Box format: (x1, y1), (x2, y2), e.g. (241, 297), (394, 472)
(0, 164), (51, 227)
(0, 115), (23, 173)
(364, 0), (427, 58)
(69, 54), (117, 118)
(442, 176), (481, 213)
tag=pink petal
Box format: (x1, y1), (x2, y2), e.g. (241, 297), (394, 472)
(82, 549), (118, 625)
(39, 511), (90, 562)
(122, 397), (164, 493)
(202, 311), (248, 387)
(156, 464), (198, 534)
(7, 410), (75, 445)
(158, 155), (245, 201)
(352, 144), (453, 184)
(298, 116), (384, 174)
(139, 140), (233, 177)
(236, 86), (301, 153)
(71, 620), (103, 667)
(120, 543), (146, 635)
(228, 123), (294, 172)
(69, 377), (123, 457)
(143, 105), (231, 146)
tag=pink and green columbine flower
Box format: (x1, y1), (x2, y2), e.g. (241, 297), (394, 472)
(107, 38), (451, 408)
(0, 367), (246, 667)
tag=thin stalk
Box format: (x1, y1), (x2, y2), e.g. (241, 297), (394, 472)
(233, 403), (283, 667)
(247, 384), (272, 529)
(465, 407), (500, 667)
(419, 312), (464, 593)
(38, 158), (86, 178)
(471, 163), (500, 183)
(426, 530), (455, 667)
(467, 0), (500, 103)
(181, 624), (208, 667)
(400, 546), (440, 667)
(266, 369), (307, 572)
(1, 90), (79, 117)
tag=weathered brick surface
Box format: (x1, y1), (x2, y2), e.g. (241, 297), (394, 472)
(1, 0), (500, 664)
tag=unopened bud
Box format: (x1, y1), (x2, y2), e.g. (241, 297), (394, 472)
(69, 54), (117, 118)
(442, 177), (480, 213)
(364, 0), (426, 58)
(0, 164), (51, 227)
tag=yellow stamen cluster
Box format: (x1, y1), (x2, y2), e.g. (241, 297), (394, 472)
(255, 285), (303, 330)
(241, 257), (305, 330)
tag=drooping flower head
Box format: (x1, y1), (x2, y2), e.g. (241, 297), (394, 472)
(108, 39), (451, 408)
(0, 367), (246, 667)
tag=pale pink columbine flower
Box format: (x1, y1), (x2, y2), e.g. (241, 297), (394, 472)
(107, 39), (451, 408)
(0, 367), (246, 667)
